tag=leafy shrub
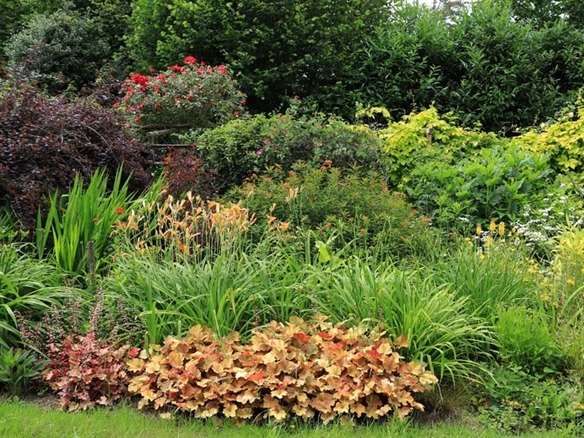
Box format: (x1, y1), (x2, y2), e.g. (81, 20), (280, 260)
(4, 9), (110, 93)
(495, 306), (566, 376)
(407, 143), (555, 231)
(434, 0), (584, 133)
(117, 56), (245, 140)
(0, 83), (153, 229)
(478, 366), (584, 433)
(180, 111), (382, 195)
(128, 318), (437, 422)
(43, 332), (132, 410)
(225, 165), (435, 260)
(348, 6), (453, 121)
(0, 347), (47, 396)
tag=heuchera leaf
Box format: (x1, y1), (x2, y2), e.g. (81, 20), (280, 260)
(127, 317), (437, 423)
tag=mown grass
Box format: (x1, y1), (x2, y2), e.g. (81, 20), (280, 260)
(0, 400), (576, 438)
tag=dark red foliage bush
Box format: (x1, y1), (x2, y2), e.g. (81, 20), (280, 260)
(0, 83), (154, 229)
(162, 147), (219, 199)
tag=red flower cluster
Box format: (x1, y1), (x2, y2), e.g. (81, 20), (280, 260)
(130, 74), (149, 92)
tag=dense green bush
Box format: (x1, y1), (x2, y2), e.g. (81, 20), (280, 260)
(479, 366), (584, 433)
(125, 0), (391, 113)
(345, 5), (453, 121)
(442, 0), (567, 132)
(406, 143), (555, 230)
(516, 99), (584, 181)
(178, 111), (382, 195)
(224, 165), (436, 260)
(495, 306), (566, 375)
(4, 9), (110, 93)
(123, 0), (584, 131)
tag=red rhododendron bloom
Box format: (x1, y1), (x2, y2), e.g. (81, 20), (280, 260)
(183, 56), (197, 64)
(171, 64), (185, 73)
(130, 73), (149, 86)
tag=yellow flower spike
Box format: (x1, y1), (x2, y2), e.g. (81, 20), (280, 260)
(489, 220), (496, 233)
(476, 224), (483, 236)
(498, 221), (505, 235)
(479, 253), (485, 261)
(486, 236), (494, 247)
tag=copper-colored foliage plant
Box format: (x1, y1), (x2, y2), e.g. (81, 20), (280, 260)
(43, 332), (133, 411)
(128, 317), (437, 423)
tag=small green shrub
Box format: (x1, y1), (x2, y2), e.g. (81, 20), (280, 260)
(478, 366), (584, 433)
(495, 306), (565, 376)
(377, 107), (500, 188)
(0, 347), (47, 396)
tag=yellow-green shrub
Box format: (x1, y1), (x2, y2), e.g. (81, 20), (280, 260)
(376, 107), (502, 187)
(517, 101), (584, 180)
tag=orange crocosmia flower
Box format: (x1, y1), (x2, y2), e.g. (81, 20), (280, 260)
(116, 207), (124, 214)
(279, 222), (290, 231)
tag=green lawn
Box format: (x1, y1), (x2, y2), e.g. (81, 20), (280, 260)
(0, 400), (576, 438)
